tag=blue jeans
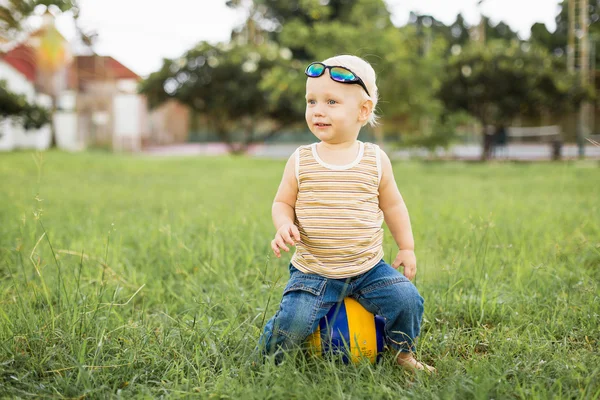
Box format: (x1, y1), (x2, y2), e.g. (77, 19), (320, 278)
(258, 259), (424, 361)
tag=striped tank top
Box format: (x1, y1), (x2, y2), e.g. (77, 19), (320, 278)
(291, 141), (384, 278)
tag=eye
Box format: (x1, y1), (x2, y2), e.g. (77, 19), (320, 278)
(327, 99), (337, 105)
(307, 99), (316, 105)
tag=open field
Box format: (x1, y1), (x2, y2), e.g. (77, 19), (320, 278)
(0, 152), (599, 398)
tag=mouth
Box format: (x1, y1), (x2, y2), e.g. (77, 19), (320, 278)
(314, 123), (331, 128)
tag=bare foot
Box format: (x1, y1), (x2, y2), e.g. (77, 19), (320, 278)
(396, 352), (436, 374)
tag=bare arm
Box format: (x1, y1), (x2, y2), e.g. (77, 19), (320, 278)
(378, 149), (417, 279)
(379, 150), (414, 250)
(270, 152), (300, 257)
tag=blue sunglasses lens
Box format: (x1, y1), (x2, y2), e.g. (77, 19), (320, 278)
(330, 67), (357, 82)
(306, 63), (325, 77)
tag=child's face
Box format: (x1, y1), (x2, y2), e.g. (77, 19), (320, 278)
(305, 72), (367, 144)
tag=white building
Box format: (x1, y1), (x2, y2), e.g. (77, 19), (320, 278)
(0, 12), (175, 152)
(0, 57), (52, 151)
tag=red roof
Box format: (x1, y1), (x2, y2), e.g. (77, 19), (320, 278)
(1, 37), (139, 88)
(75, 55), (140, 80)
(105, 57), (140, 80)
(69, 55), (140, 90)
(0, 44), (37, 82)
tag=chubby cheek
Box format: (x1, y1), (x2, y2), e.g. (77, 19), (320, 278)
(305, 108), (314, 127)
(329, 108), (349, 127)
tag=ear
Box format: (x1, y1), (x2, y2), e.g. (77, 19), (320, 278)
(358, 99), (373, 124)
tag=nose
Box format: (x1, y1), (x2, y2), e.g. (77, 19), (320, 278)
(312, 104), (325, 118)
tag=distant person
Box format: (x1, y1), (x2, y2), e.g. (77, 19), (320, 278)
(493, 124), (508, 159)
(258, 55), (434, 373)
(483, 125), (495, 160)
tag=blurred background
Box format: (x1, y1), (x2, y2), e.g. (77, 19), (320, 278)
(1, 0), (599, 161)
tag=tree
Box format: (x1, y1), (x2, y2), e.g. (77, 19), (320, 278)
(408, 13), (455, 57)
(226, 0), (390, 59)
(139, 41), (300, 154)
(140, 0), (448, 152)
(240, 0), (449, 141)
(408, 12), (519, 54)
(530, 22), (566, 57)
(0, 80), (50, 129)
(485, 19), (520, 42)
(438, 40), (589, 160)
(531, 0), (600, 66)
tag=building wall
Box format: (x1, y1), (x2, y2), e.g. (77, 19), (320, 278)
(148, 100), (190, 145)
(113, 93), (143, 151)
(0, 119), (51, 151)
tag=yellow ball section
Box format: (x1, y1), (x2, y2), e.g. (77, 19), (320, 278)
(306, 297), (385, 364)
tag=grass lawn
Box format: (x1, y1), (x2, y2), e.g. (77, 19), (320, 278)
(0, 151), (599, 399)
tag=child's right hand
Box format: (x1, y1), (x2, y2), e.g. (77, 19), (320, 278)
(271, 223), (301, 258)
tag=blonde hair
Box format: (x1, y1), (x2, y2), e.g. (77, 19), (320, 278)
(321, 54), (379, 127)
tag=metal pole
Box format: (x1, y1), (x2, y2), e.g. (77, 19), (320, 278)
(581, 0), (589, 85)
(568, 0), (575, 73)
(591, 39), (596, 136)
(578, 0), (589, 158)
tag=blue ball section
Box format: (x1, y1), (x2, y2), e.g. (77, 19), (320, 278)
(320, 297), (351, 363)
(375, 314), (385, 361)
(307, 297), (386, 364)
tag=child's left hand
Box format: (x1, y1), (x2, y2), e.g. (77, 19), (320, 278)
(392, 249), (417, 280)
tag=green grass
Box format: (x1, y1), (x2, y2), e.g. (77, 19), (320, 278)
(0, 151), (599, 399)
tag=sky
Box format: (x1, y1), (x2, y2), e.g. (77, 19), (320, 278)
(34, 0), (561, 77)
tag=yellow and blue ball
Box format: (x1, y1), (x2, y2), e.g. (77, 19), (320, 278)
(306, 297), (386, 364)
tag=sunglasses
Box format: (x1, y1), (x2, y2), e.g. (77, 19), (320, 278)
(304, 62), (371, 97)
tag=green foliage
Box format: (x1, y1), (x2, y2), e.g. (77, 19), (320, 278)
(146, 0), (598, 151)
(254, 0), (448, 137)
(0, 152), (599, 397)
(139, 41), (299, 151)
(395, 111), (473, 151)
(0, 80), (51, 130)
(144, 0), (450, 146)
(228, 0), (392, 59)
(555, 0), (600, 42)
(484, 19), (520, 42)
(530, 22), (565, 56)
(141, 42), (283, 118)
(438, 40), (589, 127)
(410, 13), (519, 54)
(532, 0), (600, 65)
(0, 0), (76, 38)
